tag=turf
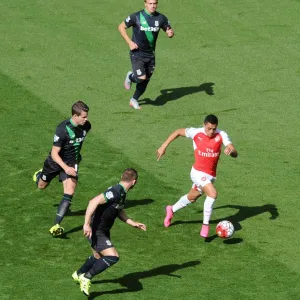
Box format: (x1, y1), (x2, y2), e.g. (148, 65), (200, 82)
(0, 0), (300, 299)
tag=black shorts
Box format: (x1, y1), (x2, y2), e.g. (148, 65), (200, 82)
(130, 54), (155, 79)
(90, 231), (114, 252)
(40, 156), (78, 183)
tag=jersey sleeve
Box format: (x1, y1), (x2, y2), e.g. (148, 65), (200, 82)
(220, 131), (232, 147)
(161, 14), (171, 31)
(103, 186), (120, 203)
(53, 125), (67, 147)
(185, 127), (199, 139)
(124, 12), (137, 28)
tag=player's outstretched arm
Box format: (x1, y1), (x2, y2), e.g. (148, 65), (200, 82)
(83, 194), (106, 238)
(224, 144), (238, 158)
(118, 210), (147, 231)
(156, 128), (186, 161)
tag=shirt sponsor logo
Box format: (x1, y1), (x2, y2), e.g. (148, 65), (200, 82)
(69, 137), (85, 144)
(197, 150), (220, 157)
(54, 135), (60, 142)
(140, 25), (160, 32)
(155, 21), (159, 26)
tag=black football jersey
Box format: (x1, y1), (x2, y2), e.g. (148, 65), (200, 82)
(49, 119), (91, 164)
(92, 183), (127, 232)
(124, 9), (171, 57)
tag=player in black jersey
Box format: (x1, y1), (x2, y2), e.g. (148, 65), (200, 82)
(118, 0), (174, 109)
(72, 168), (146, 296)
(33, 101), (91, 237)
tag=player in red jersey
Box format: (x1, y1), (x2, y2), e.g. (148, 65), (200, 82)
(156, 114), (238, 238)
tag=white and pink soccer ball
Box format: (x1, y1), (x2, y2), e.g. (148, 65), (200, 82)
(216, 220), (234, 238)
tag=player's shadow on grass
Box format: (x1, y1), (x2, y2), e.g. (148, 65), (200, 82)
(172, 204), (279, 243)
(89, 260), (200, 299)
(139, 82), (215, 107)
(126, 198), (154, 209)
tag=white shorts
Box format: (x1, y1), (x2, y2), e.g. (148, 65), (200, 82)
(190, 167), (216, 193)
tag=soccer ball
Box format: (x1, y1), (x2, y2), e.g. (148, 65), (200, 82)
(216, 220), (234, 238)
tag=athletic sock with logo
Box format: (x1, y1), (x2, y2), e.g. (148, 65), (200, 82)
(85, 256), (119, 279)
(77, 256), (97, 275)
(54, 194), (73, 224)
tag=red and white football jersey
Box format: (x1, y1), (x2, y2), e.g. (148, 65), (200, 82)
(185, 127), (232, 176)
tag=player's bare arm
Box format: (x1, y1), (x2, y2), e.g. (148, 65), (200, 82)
(224, 144), (238, 158)
(118, 21), (138, 50)
(51, 146), (77, 176)
(156, 128), (186, 160)
(83, 194), (106, 238)
(118, 210), (147, 231)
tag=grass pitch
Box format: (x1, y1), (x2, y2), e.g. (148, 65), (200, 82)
(0, 0), (300, 299)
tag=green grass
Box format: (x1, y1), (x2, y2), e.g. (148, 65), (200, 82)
(1, 0), (300, 299)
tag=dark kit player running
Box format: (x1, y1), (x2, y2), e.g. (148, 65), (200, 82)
(118, 0), (174, 109)
(33, 101), (91, 236)
(72, 168), (146, 296)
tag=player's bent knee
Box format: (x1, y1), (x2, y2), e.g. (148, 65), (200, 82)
(208, 192), (217, 199)
(136, 76), (146, 83)
(103, 256), (119, 267)
(38, 182), (48, 190)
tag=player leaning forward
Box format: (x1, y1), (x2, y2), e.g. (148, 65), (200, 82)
(156, 115), (238, 238)
(33, 101), (91, 236)
(72, 168), (146, 296)
(118, 0), (174, 109)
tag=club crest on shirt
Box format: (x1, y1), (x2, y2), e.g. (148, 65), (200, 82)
(201, 176), (207, 181)
(215, 135), (220, 142)
(155, 21), (159, 26)
(106, 191), (114, 200)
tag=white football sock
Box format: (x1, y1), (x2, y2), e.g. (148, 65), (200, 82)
(172, 195), (192, 213)
(203, 196), (215, 225)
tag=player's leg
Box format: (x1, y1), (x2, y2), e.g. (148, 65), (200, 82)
(78, 233), (119, 296)
(199, 180), (217, 238)
(164, 167), (204, 227)
(131, 57), (155, 106)
(164, 188), (202, 227)
(50, 172), (78, 236)
(128, 57), (147, 109)
(34, 157), (57, 189)
(72, 248), (100, 283)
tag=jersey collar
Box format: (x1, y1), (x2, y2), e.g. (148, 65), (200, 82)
(70, 118), (78, 127)
(119, 183), (127, 193)
(144, 8), (154, 16)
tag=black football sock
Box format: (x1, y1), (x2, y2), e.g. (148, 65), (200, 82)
(133, 80), (150, 100)
(77, 256), (97, 275)
(85, 256), (119, 279)
(54, 194), (73, 224)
